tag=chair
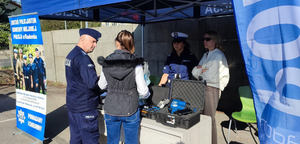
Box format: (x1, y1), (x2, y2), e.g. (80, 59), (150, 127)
(149, 75), (160, 86)
(227, 86), (258, 144)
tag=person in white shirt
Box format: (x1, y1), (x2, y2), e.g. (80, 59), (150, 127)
(192, 30), (229, 144)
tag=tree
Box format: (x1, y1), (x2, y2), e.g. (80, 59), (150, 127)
(40, 20), (102, 32)
(0, 0), (16, 50)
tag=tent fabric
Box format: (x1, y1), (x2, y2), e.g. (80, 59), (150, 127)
(22, 0), (233, 23)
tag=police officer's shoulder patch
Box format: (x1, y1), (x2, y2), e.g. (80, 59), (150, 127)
(168, 54), (171, 57)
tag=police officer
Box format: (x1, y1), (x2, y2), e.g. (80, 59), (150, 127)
(65, 28), (102, 144)
(22, 55), (31, 91)
(16, 49), (24, 89)
(34, 48), (46, 94)
(158, 32), (198, 87)
(13, 49), (19, 88)
(28, 54), (38, 92)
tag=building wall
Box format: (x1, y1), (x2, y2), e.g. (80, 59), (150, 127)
(42, 25), (139, 83)
(42, 18), (247, 112)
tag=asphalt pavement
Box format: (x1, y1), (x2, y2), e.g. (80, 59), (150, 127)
(0, 85), (259, 144)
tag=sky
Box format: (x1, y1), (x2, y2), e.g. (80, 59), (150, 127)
(13, 0), (21, 5)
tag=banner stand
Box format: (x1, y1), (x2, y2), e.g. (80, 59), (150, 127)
(14, 127), (41, 143)
(9, 13), (47, 142)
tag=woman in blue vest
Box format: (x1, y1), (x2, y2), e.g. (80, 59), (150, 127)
(158, 32), (198, 87)
(98, 30), (150, 144)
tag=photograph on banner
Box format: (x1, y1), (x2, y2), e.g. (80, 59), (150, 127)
(13, 44), (47, 94)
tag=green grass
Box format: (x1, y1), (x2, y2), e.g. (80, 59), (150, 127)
(1, 66), (12, 69)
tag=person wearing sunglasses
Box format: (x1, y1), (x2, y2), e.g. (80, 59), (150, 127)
(192, 30), (230, 144)
(158, 32), (198, 87)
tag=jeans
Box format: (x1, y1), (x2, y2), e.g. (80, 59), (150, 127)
(68, 109), (99, 144)
(104, 110), (140, 144)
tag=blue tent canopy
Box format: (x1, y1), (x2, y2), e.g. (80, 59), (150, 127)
(22, 0), (233, 23)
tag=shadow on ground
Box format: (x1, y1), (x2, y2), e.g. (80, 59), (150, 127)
(43, 105), (69, 144)
(219, 110), (259, 144)
(0, 88), (16, 113)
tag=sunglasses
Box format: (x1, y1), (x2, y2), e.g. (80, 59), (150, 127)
(203, 37), (211, 41)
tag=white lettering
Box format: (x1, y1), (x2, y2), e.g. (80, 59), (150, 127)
(23, 34), (37, 39)
(55, 12), (62, 16)
(65, 59), (71, 67)
(81, 10), (88, 17)
(205, 5), (213, 14)
(28, 121), (42, 131)
(243, 0), (261, 7)
(11, 19), (19, 25)
(273, 128), (285, 144)
(247, 6), (300, 61)
(19, 18), (37, 24)
(23, 26), (37, 32)
(28, 114), (43, 123)
(12, 27), (22, 32)
(13, 34), (22, 39)
(260, 119), (298, 143)
(287, 135), (297, 144)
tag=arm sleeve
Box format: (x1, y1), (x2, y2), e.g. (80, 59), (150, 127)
(79, 56), (99, 90)
(201, 54), (224, 83)
(192, 55), (205, 79)
(135, 65), (150, 99)
(98, 70), (107, 90)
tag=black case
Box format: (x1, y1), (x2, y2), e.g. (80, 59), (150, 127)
(155, 79), (206, 129)
(140, 85), (170, 119)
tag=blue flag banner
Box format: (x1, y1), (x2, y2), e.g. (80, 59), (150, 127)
(232, 0), (300, 143)
(9, 14), (43, 45)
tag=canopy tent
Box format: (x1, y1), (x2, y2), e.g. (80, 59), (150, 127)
(21, 0), (233, 23)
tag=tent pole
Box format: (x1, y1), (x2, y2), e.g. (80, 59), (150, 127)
(65, 21), (67, 30)
(142, 24), (144, 57)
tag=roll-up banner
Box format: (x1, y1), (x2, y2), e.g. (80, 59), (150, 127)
(9, 13), (47, 142)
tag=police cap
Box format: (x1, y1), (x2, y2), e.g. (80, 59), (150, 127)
(28, 53), (33, 58)
(171, 32), (188, 42)
(79, 28), (102, 41)
(14, 49), (18, 53)
(23, 55), (27, 59)
(35, 48), (39, 51)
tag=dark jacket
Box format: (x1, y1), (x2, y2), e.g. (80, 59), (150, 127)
(65, 46), (100, 113)
(98, 50), (144, 116)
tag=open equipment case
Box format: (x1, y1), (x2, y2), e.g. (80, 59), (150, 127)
(155, 79), (206, 129)
(140, 85), (170, 119)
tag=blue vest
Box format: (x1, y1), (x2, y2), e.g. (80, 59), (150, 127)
(65, 46), (100, 113)
(23, 63), (31, 76)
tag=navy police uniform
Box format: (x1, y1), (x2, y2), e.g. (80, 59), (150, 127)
(29, 54), (38, 92)
(163, 32), (198, 87)
(65, 28), (101, 144)
(34, 48), (46, 94)
(23, 55), (31, 91)
(163, 51), (198, 84)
